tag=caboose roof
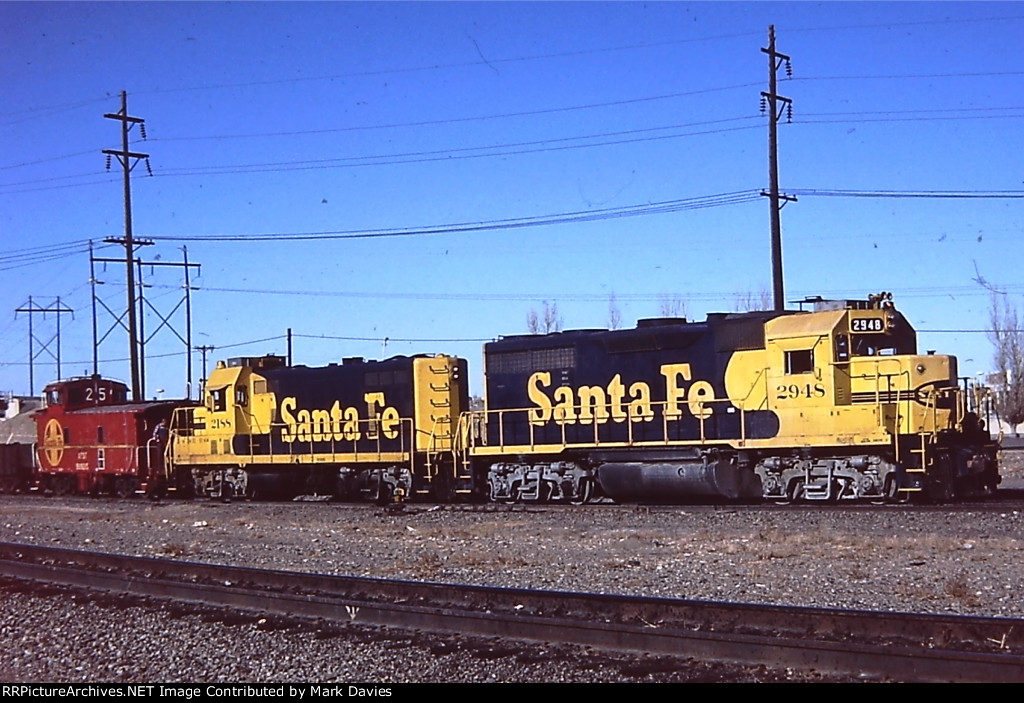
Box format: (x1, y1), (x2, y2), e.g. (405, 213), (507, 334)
(61, 400), (183, 416)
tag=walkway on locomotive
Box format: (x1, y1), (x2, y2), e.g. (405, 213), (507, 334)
(464, 299), (965, 460)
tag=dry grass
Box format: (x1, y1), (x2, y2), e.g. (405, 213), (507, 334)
(157, 542), (190, 557)
(943, 572), (981, 606)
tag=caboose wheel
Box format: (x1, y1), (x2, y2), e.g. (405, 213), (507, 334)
(114, 477), (137, 499)
(55, 476), (76, 496)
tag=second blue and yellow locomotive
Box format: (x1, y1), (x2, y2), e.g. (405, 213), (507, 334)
(169, 354), (468, 500)
(166, 293), (1000, 503)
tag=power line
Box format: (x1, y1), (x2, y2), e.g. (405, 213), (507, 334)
(797, 70), (1024, 83)
(143, 282), (1023, 303)
(151, 117), (762, 177)
(134, 33), (766, 97)
(143, 191), (763, 243)
(150, 84), (762, 143)
(791, 189), (1024, 199)
(295, 333), (493, 344)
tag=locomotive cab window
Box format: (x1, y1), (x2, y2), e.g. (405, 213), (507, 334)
(835, 334), (850, 362)
(235, 386), (248, 406)
(785, 349), (815, 375)
(852, 336), (909, 357)
(210, 386), (227, 412)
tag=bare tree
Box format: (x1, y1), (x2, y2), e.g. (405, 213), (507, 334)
(527, 300), (563, 334)
(607, 292), (622, 330)
(526, 308), (540, 334)
(733, 286), (773, 312)
(988, 293), (1024, 436)
(658, 294), (686, 318)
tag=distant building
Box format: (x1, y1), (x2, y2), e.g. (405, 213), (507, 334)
(0, 394), (42, 444)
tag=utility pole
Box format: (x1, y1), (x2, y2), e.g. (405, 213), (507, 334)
(91, 247), (200, 400)
(761, 25), (796, 312)
(195, 345), (216, 396)
(183, 246), (195, 399)
(103, 91), (151, 400)
(15, 297), (74, 395)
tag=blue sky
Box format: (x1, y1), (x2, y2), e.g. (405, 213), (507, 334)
(2, 1), (1023, 399)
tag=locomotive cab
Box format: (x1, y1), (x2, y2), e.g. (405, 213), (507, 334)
(726, 293), (997, 500)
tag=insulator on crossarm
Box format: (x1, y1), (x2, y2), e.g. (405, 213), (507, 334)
(105, 154), (111, 171)
(786, 59), (793, 77)
(139, 123), (147, 140)
(145, 158), (153, 176)
(760, 96), (766, 114)
(786, 103), (793, 123)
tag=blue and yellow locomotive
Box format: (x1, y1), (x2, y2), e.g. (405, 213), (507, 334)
(169, 354), (468, 500)
(470, 293), (998, 502)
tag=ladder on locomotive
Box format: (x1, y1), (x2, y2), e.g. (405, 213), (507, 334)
(418, 360), (473, 497)
(897, 384), (952, 499)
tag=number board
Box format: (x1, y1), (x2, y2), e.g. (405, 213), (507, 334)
(850, 317), (885, 333)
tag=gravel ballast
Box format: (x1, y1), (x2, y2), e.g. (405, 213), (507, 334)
(1, 458), (1022, 683)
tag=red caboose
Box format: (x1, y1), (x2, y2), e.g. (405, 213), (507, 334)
(35, 376), (181, 497)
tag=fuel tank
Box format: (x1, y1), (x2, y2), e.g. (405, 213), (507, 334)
(596, 459), (762, 502)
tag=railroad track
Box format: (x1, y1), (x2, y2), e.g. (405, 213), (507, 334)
(0, 541), (1021, 682)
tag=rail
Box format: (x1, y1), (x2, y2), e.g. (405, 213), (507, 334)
(464, 396), (747, 455)
(2, 541), (1022, 683)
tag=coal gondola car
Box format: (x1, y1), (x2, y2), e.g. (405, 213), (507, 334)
(466, 293), (1000, 503)
(168, 353), (470, 501)
(34, 376), (185, 497)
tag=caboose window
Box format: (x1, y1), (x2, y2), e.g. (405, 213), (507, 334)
(785, 349), (814, 375)
(97, 426), (105, 444)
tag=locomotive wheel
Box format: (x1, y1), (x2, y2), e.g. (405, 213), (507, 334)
(538, 482), (553, 503)
(884, 475), (909, 504)
(487, 481), (506, 504)
(502, 483), (521, 505)
(569, 479), (594, 506)
(372, 484), (392, 506)
(786, 479), (805, 503)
